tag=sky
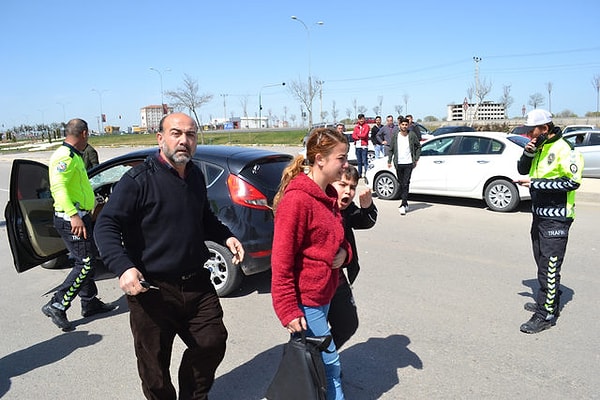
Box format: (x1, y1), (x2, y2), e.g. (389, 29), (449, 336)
(2, 0), (600, 132)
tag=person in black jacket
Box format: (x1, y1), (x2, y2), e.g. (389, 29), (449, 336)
(94, 113), (245, 399)
(328, 165), (378, 349)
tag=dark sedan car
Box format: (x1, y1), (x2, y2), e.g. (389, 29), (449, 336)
(4, 146), (293, 296)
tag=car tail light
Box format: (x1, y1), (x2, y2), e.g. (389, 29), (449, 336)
(227, 174), (270, 210)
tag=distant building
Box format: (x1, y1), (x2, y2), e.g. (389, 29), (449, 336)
(447, 101), (506, 121)
(140, 105), (173, 132)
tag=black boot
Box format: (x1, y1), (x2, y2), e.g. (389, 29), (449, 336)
(520, 314), (555, 334)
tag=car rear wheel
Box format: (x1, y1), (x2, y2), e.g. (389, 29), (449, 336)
(373, 172), (400, 200)
(484, 179), (519, 212)
(204, 241), (242, 297)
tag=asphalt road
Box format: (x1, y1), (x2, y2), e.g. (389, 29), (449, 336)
(0, 146), (598, 399)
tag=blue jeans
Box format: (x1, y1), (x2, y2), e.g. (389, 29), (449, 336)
(301, 304), (344, 400)
(374, 144), (385, 159)
(355, 147), (368, 177)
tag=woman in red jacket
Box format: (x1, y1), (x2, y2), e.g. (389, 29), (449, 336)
(272, 127), (352, 399)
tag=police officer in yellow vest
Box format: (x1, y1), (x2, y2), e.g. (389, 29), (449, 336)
(516, 109), (584, 334)
(41, 118), (116, 331)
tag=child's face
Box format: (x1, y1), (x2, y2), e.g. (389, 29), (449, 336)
(332, 176), (358, 210)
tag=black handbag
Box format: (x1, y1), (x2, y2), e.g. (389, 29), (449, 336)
(265, 331), (333, 400)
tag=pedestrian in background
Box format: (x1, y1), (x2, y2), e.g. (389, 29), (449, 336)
(376, 115), (399, 157)
(271, 127), (352, 399)
(82, 143), (99, 169)
(406, 114), (422, 141)
(95, 112), (245, 399)
(352, 113), (370, 182)
(388, 117), (421, 215)
(516, 109), (584, 334)
(42, 118), (116, 332)
(328, 165), (377, 349)
(370, 116), (384, 158)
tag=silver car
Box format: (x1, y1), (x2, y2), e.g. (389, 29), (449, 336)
(563, 130), (600, 178)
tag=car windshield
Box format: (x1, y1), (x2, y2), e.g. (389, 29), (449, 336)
(507, 135), (529, 148)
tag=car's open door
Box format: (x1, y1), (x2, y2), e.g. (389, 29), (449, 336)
(4, 159), (67, 272)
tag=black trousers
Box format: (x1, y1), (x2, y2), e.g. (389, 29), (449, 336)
(530, 217), (572, 318)
(52, 214), (98, 309)
(394, 163), (414, 207)
(127, 272), (227, 400)
(328, 272), (358, 349)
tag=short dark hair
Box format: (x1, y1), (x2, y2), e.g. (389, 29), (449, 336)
(342, 164), (359, 183)
(65, 118), (88, 137)
(357, 113), (365, 119)
(399, 118), (409, 124)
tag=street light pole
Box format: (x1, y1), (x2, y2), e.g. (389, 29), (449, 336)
(291, 16), (323, 129)
(259, 82), (285, 129)
(91, 88), (107, 133)
(150, 67), (171, 113)
(56, 102), (68, 123)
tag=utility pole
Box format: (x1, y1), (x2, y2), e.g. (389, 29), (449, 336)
(220, 94), (229, 121)
(315, 80), (324, 122)
(473, 56), (482, 95)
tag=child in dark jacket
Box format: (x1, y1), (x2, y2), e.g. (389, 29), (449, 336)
(329, 165), (378, 349)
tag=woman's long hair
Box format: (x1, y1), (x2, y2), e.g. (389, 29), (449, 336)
(273, 127), (348, 211)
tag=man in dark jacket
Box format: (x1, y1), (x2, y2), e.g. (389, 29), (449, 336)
(376, 115), (399, 157)
(328, 165), (378, 348)
(387, 117), (421, 215)
(95, 113), (245, 399)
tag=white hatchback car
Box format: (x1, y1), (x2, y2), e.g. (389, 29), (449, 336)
(365, 132), (531, 212)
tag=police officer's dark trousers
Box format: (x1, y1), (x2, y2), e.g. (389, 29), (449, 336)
(52, 213), (98, 309)
(530, 216), (572, 318)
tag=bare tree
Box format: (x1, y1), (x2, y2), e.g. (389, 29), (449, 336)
(528, 93), (545, 110)
(165, 73), (213, 144)
(394, 104), (403, 117)
(469, 78), (492, 125)
(287, 77), (319, 128)
(283, 106), (288, 124)
(466, 87), (474, 103)
(592, 75), (600, 113)
(331, 100), (339, 123)
(352, 99), (358, 117)
(377, 96), (384, 115)
(546, 82), (553, 113)
(372, 106), (381, 116)
(239, 96), (249, 117)
(345, 108), (352, 120)
(357, 105), (367, 114)
(499, 85), (514, 118)
(403, 94), (410, 115)
(320, 110), (329, 122)
(290, 114), (297, 127)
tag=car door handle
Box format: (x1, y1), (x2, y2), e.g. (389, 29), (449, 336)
(476, 160), (490, 164)
(433, 160), (444, 164)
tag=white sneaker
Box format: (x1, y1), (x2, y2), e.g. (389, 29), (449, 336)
(398, 206), (406, 215)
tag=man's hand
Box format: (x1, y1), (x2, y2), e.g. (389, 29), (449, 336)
(515, 178), (531, 188)
(119, 267), (147, 296)
(70, 214), (87, 239)
(226, 237), (245, 265)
